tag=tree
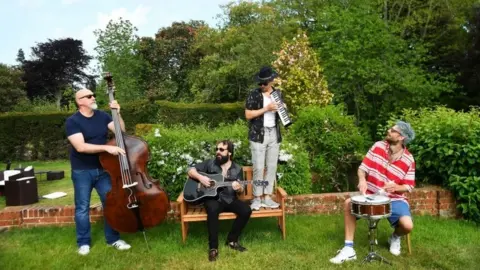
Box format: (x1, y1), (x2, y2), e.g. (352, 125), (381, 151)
(0, 64), (28, 112)
(16, 49), (25, 64)
(311, 3), (454, 134)
(272, 32), (333, 114)
(138, 20), (207, 101)
(94, 18), (144, 103)
(188, 1), (298, 102)
(21, 38), (92, 107)
(452, 4), (480, 109)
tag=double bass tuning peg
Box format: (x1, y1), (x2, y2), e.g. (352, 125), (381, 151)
(103, 72), (116, 94)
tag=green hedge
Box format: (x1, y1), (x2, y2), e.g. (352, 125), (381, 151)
(137, 121), (312, 200)
(0, 112), (71, 161)
(154, 100), (244, 127)
(0, 100), (245, 161)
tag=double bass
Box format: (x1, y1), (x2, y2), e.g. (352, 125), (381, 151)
(99, 72), (169, 240)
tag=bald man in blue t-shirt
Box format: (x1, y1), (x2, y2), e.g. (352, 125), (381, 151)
(65, 88), (131, 255)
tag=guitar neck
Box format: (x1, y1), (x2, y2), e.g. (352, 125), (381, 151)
(215, 180), (251, 188)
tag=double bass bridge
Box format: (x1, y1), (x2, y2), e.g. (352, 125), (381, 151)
(123, 182), (138, 189)
(127, 202), (139, 209)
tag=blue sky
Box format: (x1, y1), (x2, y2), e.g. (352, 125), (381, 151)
(0, 0), (232, 66)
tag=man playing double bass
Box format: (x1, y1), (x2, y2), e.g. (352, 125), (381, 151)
(65, 88), (131, 255)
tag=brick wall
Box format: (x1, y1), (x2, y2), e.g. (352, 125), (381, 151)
(286, 186), (459, 218)
(0, 186), (459, 229)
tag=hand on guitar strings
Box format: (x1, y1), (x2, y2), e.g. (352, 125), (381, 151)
(199, 175), (211, 187)
(232, 181), (242, 191)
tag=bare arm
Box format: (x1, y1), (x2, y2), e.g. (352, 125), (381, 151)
(107, 113), (126, 133)
(357, 168), (368, 194)
(187, 167), (211, 187)
(107, 100), (125, 132)
(357, 168), (367, 182)
(245, 102), (278, 120)
(68, 133), (125, 155)
(245, 108), (266, 120)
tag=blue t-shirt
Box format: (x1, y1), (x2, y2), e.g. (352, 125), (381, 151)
(65, 110), (113, 170)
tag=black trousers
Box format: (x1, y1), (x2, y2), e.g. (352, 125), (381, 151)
(204, 198), (252, 249)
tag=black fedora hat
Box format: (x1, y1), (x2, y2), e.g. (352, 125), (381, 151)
(255, 66), (278, 83)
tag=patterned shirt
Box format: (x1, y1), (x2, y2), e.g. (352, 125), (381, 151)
(359, 141), (416, 202)
(245, 87), (283, 143)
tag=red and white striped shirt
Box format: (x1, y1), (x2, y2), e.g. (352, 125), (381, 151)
(359, 141), (415, 202)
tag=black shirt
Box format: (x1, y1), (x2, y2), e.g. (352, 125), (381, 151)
(193, 159), (244, 204)
(245, 87), (283, 143)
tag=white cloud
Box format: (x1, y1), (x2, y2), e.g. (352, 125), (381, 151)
(79, 5), (151, 56)
(61, 0), (82, 5)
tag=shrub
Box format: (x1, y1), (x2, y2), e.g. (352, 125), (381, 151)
(384, 106), (480, 222)
(154, 100), (244, 128)
(289, 105), (370, 192)
(138, 121), (312, 199)
(0, 99), (245, 161)
(0, 112), (71, 161)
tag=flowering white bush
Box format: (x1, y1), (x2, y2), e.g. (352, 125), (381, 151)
(141, 122), (311, 198)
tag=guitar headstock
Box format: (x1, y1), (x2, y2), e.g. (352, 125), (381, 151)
(253, 180), (269, 187)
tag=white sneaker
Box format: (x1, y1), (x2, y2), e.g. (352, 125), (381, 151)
(251, 198), (262, 211)
(329, 246), (357, 264)
(78, 245), (90, 256)
(110, 240), (131, 250)
(388, 235), (401, 256)
(262, 197), (279, 208)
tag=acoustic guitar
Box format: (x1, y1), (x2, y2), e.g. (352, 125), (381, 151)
(183, 172), (267, 203)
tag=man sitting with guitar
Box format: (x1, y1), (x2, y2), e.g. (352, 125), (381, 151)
(187, 140), (252, 262)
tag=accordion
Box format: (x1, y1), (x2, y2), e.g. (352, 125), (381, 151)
(271, 90), (292, 127)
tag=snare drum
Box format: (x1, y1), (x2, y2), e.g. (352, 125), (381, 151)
(350, 194), (392, 220)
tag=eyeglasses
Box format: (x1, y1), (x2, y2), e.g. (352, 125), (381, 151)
(259, 82), (269, 86)
(215, 147), (227, 152)
(389, 127), (402, 135)
(79, 94), (96, 99)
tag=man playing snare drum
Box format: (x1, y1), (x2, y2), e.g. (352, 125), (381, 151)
(330, 121), (415, 264)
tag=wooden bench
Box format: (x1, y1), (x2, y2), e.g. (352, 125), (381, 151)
(176, 166), (287, 243)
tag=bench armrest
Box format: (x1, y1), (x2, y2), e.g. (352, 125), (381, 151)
(176, 192), (184, 203)
(276, 187), (287, 199)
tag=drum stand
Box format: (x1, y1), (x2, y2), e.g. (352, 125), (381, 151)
(363, 218), (392, 265)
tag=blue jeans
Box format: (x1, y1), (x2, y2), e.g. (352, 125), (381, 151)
(72, 169), (119, 247)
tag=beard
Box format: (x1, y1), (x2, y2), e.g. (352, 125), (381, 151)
(385, 135), (400, 145)
(215, 154), (229, 165)
(89, 103), (98, 110)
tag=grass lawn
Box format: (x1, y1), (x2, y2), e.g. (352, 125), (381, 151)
(0, 160), (99, 210)
(1, 214), (479, 270)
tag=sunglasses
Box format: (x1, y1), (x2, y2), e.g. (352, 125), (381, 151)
(215, 147), (227, 152)
(258, 82), (269, 86)
(79, 94), (96, 99)
(389, 127), (402, 135)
